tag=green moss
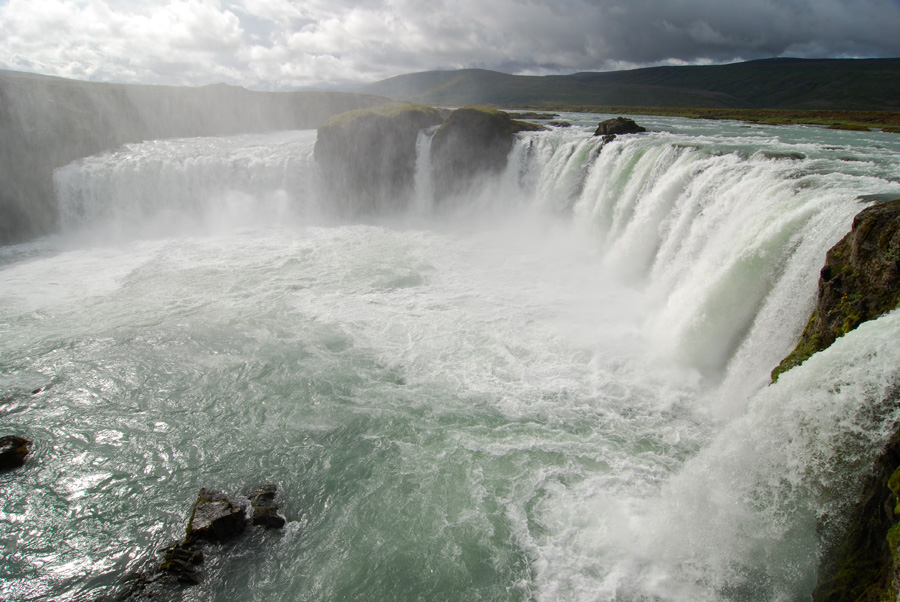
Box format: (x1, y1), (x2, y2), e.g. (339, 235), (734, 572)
(888, 467), (900, 515)
(771, 317), (822, 381)
(321, 102), (443, 129)
(434, 105), (544, 137)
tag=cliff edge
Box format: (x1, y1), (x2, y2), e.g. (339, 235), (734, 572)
(772, 199), (900, 601)
(773, 199), (900, 381)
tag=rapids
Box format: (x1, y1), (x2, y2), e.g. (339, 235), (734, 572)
(2, 114), (900, 601)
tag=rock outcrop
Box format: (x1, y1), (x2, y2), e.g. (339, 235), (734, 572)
(430, 106), (544, 199)
(812, 432), (900, 602)
(249, 484), (286, 529)
(771, 199), (900, 601)
(0, 435), (31, 470)
(773, 199), (900, 380)
(593, 116), (646, 137)
(185, 488), (247, 543)
(118, 485), (286, 599)
(314, 102), (444, 214)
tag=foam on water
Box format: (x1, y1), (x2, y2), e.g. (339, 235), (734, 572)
(2, 117), (900, 601)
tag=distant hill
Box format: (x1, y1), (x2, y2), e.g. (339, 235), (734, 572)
(359, 58), (900, 111)
(0, 69), (389, 244)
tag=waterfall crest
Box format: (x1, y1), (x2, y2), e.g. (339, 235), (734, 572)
(30, 117), (900, 600)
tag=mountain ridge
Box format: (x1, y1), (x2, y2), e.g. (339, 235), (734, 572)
(358, 58), (900, 111)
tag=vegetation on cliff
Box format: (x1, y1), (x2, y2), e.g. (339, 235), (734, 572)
(768, 199), (900, 601)
(773, 199), (900, 380)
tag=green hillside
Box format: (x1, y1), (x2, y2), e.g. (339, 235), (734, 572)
(359, 58), (900, 111)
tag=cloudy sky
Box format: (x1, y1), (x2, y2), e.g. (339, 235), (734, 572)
(1, 0), (899, 90)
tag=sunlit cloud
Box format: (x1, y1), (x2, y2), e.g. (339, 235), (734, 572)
(1, 0), (899, 89)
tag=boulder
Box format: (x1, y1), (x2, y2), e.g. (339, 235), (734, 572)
(772, 199), (900, 380)
(185, 488), (247, 543)
(249, 484), (286, 529)
(430, 106), (544, 199)
(314, 103), (444, 213)
(158, 542), (204, 585)
(593, 116), (646, 136)
(0, 435), (31, 470)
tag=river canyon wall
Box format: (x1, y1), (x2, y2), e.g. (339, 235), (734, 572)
(0, 69), (388, 244)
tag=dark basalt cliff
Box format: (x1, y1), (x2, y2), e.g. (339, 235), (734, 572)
(813, 432), (900, 602)
(0, 69), (388, 245)
(771, 199), (900, 601)
(313, 104), (544, 208)
(773, 199), (900, 381)
(314, 103), (444, 213)
(429, 106), (544, 199)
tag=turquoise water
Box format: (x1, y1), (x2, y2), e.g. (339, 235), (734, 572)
(2, 117), (900, 601)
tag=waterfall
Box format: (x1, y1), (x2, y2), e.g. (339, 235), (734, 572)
(8, 115), (897, 601)
(49, 122), (900, 407)
(53, 130), (322, 237)
(412, 125), (438, 214)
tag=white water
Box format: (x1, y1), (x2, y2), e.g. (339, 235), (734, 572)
(2, 115), (900, 601)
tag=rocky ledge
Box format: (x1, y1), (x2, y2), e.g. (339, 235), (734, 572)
(773, 199), (900, 380)
(771, 199), (900, 601)
(119, 485), (286, 599)
(430, 106), (545, 199)
(314, 102), (444, 213)
(314, 104), (544, 209)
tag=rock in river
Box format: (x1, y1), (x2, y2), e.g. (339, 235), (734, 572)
(0, 435), (31, 471)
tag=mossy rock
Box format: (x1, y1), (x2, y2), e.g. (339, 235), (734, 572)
(772, 199), (900, 380)
(813, 433), (900, 602)
(430, 106), (544, 199)
(314, 103), (444, 214)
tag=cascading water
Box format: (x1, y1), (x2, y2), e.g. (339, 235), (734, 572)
(2, 115), (900, 602)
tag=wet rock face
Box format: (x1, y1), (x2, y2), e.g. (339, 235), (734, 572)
(0, 435), (31, 470)
(158, 542), (205, 585)
(593, 116), (646, 137)
(314, 103), (444, 214)
(773, 199), (900, 380)
(185, 488), (247, 543)
(812, 432), (900, 602)
(429, 106), (544, 200)
(249, 484), (286, 529)
(775, 199), (900, 601)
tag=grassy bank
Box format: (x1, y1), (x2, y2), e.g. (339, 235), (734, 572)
(503, 104), (900, 132)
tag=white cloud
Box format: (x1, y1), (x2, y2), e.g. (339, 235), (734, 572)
(1, 0), (899, 89)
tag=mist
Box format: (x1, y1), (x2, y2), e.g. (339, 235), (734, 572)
(0, 70), (387, 244)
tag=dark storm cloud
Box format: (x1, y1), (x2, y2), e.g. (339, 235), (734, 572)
(1, 0), (898, 89)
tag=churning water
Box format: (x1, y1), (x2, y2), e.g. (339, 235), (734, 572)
(2, 115), (900, 601)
